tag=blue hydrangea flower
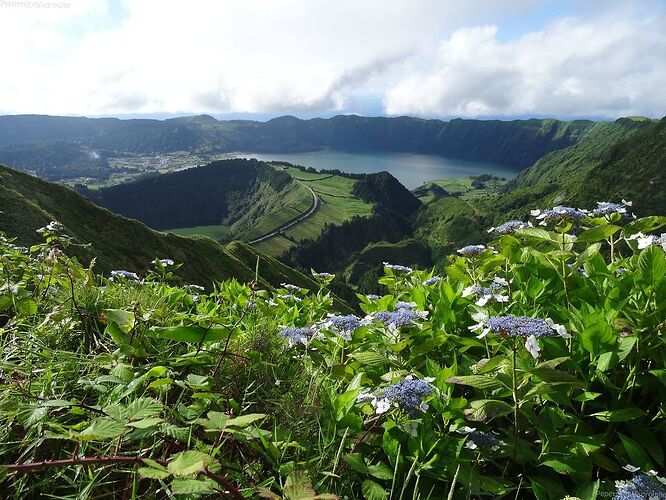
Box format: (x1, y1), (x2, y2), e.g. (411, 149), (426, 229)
(383, 262), (413, 273)
(457, 245), (486, 256)
(319, 314), (368, 340)
(279, 326), (315, 346)
(365, 294), (380, 300)
(462, 282), (509, 306)
(613, 472), (666, 500)
(592, 200), (631, 217)
(456, 426), (504, 451)
(469, 314), (570, 359)
(313, 272), (335, 279)
(487, 220), (530, 234)
(380, 377), (434, 417)
(531, 206), (588, 225)
(280, 283), (303, 292)
(423, 276), (443, 286)
(374, 306), (428, 330)
(152, 258), (175, 267)
(110, 270), (140, 282)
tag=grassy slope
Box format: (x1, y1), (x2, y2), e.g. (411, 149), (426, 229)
(0, 164), (321, 291)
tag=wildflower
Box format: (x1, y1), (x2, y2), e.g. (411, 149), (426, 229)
(613, 471), (666, 500)
(46, 247), (62, 262)
(423, 276), (443, 286)
(184, 284), (205, 292)
(278, 293), (301, 302)
(280, 283), (303, 292)
(313, 271), (334, 279)
(278, 326), (315, 347)
(365, 294), (380, 300)
(36, 221), (63, 234)
(628, 232), (666, 251)
(487, 220), (530, 234)
(318, 314), (368, 340)
(152, 258), (175, 266)
(457, 245), (486, 257)
(456, 426), (504, 451)
(531, 206), (587, 225)
(383, 262), (413, 273)
(395, 301), (417, 310)
(461, 282), (508, 306)
(110, 270), (140, 282)
(469, 315), (570, 359)
(374, 307), (428, 330)
(592, 200), (631, 217)
(381, 376), (435, 417)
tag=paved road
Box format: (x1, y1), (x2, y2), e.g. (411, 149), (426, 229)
(248, 181), (319, 245)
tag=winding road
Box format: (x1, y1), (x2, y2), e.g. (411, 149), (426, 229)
(247, 180), (319, 245)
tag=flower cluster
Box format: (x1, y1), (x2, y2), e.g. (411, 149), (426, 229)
(423, 276), (443, 286)
(278, 326), (316, 347)
(383, 262), (413, 273)
(374, 302), (428, 330)
(280, 283), (303, 292)
(592, 200), (632, 217)
(318, 314), (368, 340)
(152, 258), (175, 267)
(531, 206), (587, 225)
(109, 270), (140, 282)
(470, 314), (570, 358)
(359, 376), (435, 417)
(36, 221), (64, 234)
(487, 220), (530, 235)
(462, 278), (509, 306)
(457, 245), (486, 257)
(628, 232), (666, 251)
(456, 426), (504, 451)
(313, 272), (335, 280)
(614, 469), (666, 500)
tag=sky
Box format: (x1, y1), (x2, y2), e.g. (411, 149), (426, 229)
(1, 0), (665, 120)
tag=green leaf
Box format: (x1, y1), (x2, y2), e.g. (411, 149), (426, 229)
(138, 466), (170, 480)
(362, 480), (388, 500)
(577, 225), (621, 243)
(283, 470), (316, 500)
(349, 352), (388, 367)
(224, 413), (267, 428)
(79, 418), (126, 440)
(591, 408), (644, 422)
(447, 375), (504, 390)
(638, 245), (666, 285)
(343, 453), (369, 474)
(625, 216), (666, 234)
(464, 399), (512, 421)
(167, 451), (212, 477)
(125, 398), (163, 421)
(17, 298), (37, 316)
(127, 417), (163, 429)
(150, 325), (233, 343)
(580, 318), (616, 356)
(528, 367), (581, 384)
(105, 309), (135, 333)
(619, 434), (651, 469)
(171, 477), (219, 495)
(367, 462), (393, 480)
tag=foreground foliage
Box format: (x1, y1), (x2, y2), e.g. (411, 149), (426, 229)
(0, 205), (665, 499)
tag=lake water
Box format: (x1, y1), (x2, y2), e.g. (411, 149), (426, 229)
(232, 151), (522, 190)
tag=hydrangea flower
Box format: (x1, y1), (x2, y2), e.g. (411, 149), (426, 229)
(457, 245), (486, 257)
(423, 276), (443, 286)
(152, 258), (175, 266)
(627, 232), (666, 251)
(592, 200), (632, 217)
(383, 262), (413, 273)
(469, 314), (570, 359)
(456, 426), (505, 451)
(278, 326), (316, 347)
(359, 375), (436, 417)
(487, 220), (530, 234)
(110, 270), (140, 282)
(318, 314), (369, 340)
(613, 469), (666, 500)
(185, 284), (205, 292)
(36, 221), (64, 234)
(278, 293), (301, 302)
(313, 272), (335, 279)
(373, 304), (428, 331)
(365, 294), (380, 300)
(462, 281), (509, 306)
(280, 283), (303, 292)
(530, 206), (588, 225)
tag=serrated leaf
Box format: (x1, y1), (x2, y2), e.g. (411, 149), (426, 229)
(367, 462), (393, 480)
(591, 408), (644, 422)
(167, 451), (211, 476)
(362, 480), (388, 500)
(577, 225), (621, 243)
(224, 413), (267, 428)
(138, 466), (170, 480)
(126, 398), (163, 421)
(79, 418), (126, 440)
(638, 245), (666, 285)
(171, 477), (219, 495)
(447, 375), (504, 390)
(284, 470), (316, 500)
(349, 352), (387, 367)
(464, 399), (512, 421)
(580, 317), (616, 357)
(127, 417), (163, 429)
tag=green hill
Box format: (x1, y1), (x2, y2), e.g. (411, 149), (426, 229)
(0, 164), (321, 291)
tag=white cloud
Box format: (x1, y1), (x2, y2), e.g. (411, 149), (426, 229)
(0, 0), (664, 118)
(384, 13), (666, 118)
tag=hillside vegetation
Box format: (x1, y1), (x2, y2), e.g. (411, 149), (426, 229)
(1, 202), (665, 499)
(0, 164), (320, 291)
